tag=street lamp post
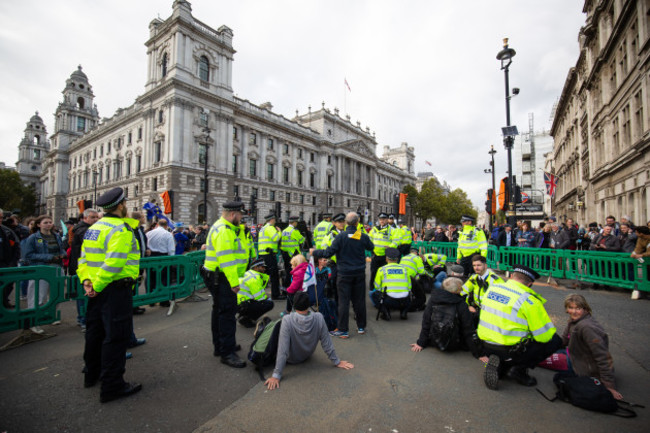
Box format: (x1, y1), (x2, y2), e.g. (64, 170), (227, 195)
(497, 38), (517, 227)
(92, 169), (98, 208)
(202, 125), (210, 224)
(484, 145), (497, 232)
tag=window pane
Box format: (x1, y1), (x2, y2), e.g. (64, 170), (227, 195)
(199, 56), (209, 81)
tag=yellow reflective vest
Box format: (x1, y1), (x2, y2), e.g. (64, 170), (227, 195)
(237, 269), (269, 304)
(373, 263), (411, 298)
(313, 220), (332, 247)
(280, 225), (304, 255)
(460, 269), (504, 308)
(240, 225), (257, 262)
(369, 225), (396, 256)
(399, 253), (425, 278)
(319, 228), (341, 263)
(204, 217), (250, 288)
(396, 226), (412, 246)
(477, 278), (556, 346)
(258, 223), (280, 255)
(77, 216), (140, 293)
(457, 225), (488, 259)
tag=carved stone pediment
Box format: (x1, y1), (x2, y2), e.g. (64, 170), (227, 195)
(296, 162), (305, 171)
(266, 154), (277, 164)
(248, 150), (260, 160)
(309, 167), (317, 174)
(343, 140), (375, 159)
(154, 131), (165, 142)
(282, 159), (291, 168)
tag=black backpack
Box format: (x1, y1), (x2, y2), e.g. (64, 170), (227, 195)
(247, 316), (282, 380)
(537, 372), (643, 417)
(429, 303), (461, 351)
(0, 225), (19, 266)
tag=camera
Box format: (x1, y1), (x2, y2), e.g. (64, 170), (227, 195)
(512, 87), (520, 95)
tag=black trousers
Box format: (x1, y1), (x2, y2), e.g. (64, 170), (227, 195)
(398, 244), (411, 258)
(369, 255), (387, 291)
(238, 299), (274, 322)
(409, 277), (426, 311)
(207, 272), (238, 356)
(337, 273), (366, 332)
(370, 291), (411, 314)
(328, 263), (338, 303)
(482, 334), (563, 370)
(459, 253), (478, 277)
(261, 253), (281, 298)
(84, 279), (133, 394)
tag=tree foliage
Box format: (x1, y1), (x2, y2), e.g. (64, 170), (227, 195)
(402, 179), (476, 225)
(0, 169), (37, 217)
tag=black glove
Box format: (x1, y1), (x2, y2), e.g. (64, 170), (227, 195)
(265, 248), (272, 253)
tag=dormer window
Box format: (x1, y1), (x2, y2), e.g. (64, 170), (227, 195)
(199, 56), (209, 81)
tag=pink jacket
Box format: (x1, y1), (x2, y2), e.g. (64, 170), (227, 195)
(286, 262), (308, 294)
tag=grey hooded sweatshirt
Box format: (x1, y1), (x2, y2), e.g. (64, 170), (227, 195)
(272, 311), (340, 380)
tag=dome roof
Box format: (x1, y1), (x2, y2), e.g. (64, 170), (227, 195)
(30, 111), (43, 123)
(71, 65), (88, 81)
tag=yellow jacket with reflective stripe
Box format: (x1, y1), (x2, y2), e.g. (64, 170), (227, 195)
(399, 253), (425, 278)
(424, 253), (447, 267)
(457, 225), (488, 259)
(373, 263), (411, 297)
(477, 278), (556, 346)
(237, 269), (269, 304)
(313, 220), (332, 247)
(395, 226), (412, 246)
(369, 225), (396, 256)
(77, 216), (140, 293)
(460, 269), (504, 308)
(258, 223), (280, 255)
(319, 228), (341, 263)
(241, 225), (257, 262)
(204, 217), (249, 287)
(280, 225), (304, 254)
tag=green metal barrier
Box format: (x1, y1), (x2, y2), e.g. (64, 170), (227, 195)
(496, 247), (566, 278)
(413, 242), (457, 262)
(487, 245), (499, 270)
(185, 250), (207, 291)
(0, 266), (65, 333)
(133, 255), (194, 306)
(563, 250), (647, 291)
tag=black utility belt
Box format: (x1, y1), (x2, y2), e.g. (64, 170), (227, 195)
(109, 278), (136, 289)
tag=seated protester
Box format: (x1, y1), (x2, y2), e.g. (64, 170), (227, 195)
(410, 275), (480, 356)
(423, 253), (448, 290)
(460, 254), (504, 323)
(370, 248), (412, 320)
(560, 294), (623, 400)
(237, 258), (275, 328)
(265, 292), (354, 390)
(400, 246), (427, 312)
(478, 265), (562, 390)
(315, 257), (332, 300)
(283, 254), (309, 315)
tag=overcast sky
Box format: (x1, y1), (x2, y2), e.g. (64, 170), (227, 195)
(0, 0), (586, 207)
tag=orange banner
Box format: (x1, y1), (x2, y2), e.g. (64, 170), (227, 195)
(77, 200), (86, 214)
(399, 193), (407, 215)
(498, 177), (508, 211)
(160, 191), (172, 214)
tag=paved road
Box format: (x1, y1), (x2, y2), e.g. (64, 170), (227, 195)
(0, 271), (648, 433)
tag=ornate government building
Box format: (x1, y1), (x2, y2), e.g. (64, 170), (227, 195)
(17, 0), (415, 225)
(550, 0), (649, 225)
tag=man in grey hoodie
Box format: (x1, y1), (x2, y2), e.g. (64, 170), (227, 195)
(265, 292), (354, 390)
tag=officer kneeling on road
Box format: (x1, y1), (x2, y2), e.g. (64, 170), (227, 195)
(477, 264), (562, 390)
(236, 258), (274, 328)
(371, 248), (412, 320)
(78, 187), (142, 403)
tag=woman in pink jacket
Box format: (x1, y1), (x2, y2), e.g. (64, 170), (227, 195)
(283, 254), (309, 315)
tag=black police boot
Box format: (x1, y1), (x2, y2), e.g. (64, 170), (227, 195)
(506, 366), (537, 386)
(100, 382), (142, 403)
(400, 309), (408, 320)
(221, 353), (246, 368)
(484, 354), (500, 390)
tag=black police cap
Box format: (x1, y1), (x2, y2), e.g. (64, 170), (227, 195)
(250, 258), (266, 268)
(385, 247), (400, 260)
(512, 264), (540, 281)
(332, 213), (345, 222)
(289, 216), (300, 222)
(322, 213), (332, 218)
(264, 213), (276, 221)
(378, 212), (389, 219)
(96, 187), (126, 209)
(460, 214), (476, 223)
(388, 214), (395, 219)
(222, 201), (244, 211)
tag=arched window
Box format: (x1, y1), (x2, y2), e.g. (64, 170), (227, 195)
(77, 97), (85, 109)
(199, 56), (209, 81)
(162, 53), (168, 77)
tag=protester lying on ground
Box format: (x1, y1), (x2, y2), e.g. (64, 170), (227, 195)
(410, 274), (480, 356)
(265, 292), (354, 390)
(560, 294), (623, 400)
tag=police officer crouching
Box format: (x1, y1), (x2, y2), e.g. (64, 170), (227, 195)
(371, 248), (412, 320)
(478, 264), (562, 390)
(236, 258), (274, 328)
(78, 187), (142, 403)
(202, 201), (249, 368)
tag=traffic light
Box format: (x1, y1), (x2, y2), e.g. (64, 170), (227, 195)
(275, 201), (282, 221)
(498, 177), (509, 211)
(513, 184), (522, 204)
(392, 194), (399, 216)
(250, 194), (257, 213)
(485, 189), (493, 214)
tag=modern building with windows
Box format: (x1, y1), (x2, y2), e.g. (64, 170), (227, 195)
(22, 0), (415, 225)
(550, 0), (649, 225)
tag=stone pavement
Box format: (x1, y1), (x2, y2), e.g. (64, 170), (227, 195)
(0, 273), (648, 433)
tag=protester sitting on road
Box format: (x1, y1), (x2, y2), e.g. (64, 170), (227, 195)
(265, 292), (354, 390)
(410, 275), (480, 356)
(560, 294), (623, 400)
(236, 258), (274, 328)
(282, 254), (309, 315)
(400, 246), (427, 311)
(371, 248), (412, 320)
(478, 265), (562, 390)
(423, 252), (448, 290)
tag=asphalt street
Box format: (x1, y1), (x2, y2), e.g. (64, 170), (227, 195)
(0, 269), (648, 433)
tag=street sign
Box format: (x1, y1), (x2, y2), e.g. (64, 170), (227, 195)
(516, 205), (542, 212)
(521, 192), (529, 203)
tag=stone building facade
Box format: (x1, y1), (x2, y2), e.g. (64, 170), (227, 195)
(16, 112), (51, 209)
(550, 0), (650, 226)
(31, 1), (415, 225)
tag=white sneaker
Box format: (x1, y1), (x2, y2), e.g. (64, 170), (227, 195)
(51, 320), (61, 325)
(30, 326), (45, 334)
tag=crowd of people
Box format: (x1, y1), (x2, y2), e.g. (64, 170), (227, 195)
(1, 198), (647, 404)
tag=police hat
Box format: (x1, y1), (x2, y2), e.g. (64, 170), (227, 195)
(512, 264), (540, 281)
(378, 212), (389, 219)
(264, 213), (276, 222)
(460, 214), (475, 223)
(409, 245), (419, 253)
(332, 213), (345, 222)
(250, 258), (266, 269)
(388, 214), (395, 219)
(385, 247), (400, 260)
(223, 201), (244, 211)
(398, 219), (405, 224)
(96, 187), (126, 209)
(322, 213), (332, 218)
(289, 216), (300, 222)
